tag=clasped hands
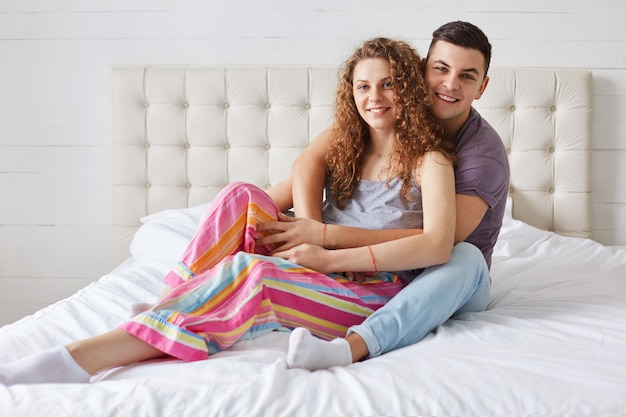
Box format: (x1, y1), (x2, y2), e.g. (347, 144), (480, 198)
(256, 212), (328, 271)
(256, 213), (365, 282)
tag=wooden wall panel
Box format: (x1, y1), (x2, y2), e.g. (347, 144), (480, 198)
(0, 0), (624, 325)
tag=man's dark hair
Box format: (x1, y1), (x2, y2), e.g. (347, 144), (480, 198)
(428, 21), (492, 75)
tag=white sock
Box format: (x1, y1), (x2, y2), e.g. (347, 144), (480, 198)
(0, 346), (91, 385)
(286, 327), (352, 371)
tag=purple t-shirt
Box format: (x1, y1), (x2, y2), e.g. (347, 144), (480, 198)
(455, 107), (510, 268)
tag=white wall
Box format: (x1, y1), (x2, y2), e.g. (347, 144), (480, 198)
(1, 0), (625, 325)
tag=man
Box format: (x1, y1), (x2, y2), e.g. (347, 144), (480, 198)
(264, 21), (510, 369)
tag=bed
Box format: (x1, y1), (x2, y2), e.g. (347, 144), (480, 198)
(1, 67), (625, 416)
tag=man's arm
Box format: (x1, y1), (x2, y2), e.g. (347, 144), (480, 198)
(265, 177), (293, 213)
(291, 126), (333, 221)
(265, 126), (335, 215)
(454, 194), (488, 243)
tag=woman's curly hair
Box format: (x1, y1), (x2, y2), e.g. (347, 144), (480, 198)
(326, 37), (455, 207)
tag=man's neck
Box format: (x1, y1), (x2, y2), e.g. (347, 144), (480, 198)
(443, 109), (472, 140)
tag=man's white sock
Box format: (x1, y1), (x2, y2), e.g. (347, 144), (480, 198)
(0, 346), (91, 385)
(286, 327), (352, 371)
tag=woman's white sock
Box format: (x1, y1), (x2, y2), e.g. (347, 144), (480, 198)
(0, 346), (91, 385)
(286, 327), (352, 371)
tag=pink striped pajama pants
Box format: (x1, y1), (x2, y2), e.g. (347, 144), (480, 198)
(119, 182), (405, 361)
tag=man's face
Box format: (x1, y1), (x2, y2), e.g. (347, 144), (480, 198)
(424, 40), (489, 134)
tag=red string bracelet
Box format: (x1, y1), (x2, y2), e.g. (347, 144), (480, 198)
(367, 245), (378, 272)
(322, 223), (327, 248)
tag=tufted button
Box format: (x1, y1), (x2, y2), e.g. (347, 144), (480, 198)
(550, 105), (557, 112)
(266, 183), (272, 189)
(509, 186), (514, 194)
(183, 102), (189, 109)
(185, 183), (192, 189)
(145, 182), (151, 188)
(509, 105), (515, 112)
(549, 146), (555, 153)
(184, 143), (190, 149)
(549, 187), (555, 193)
(265, 103), (271, 109)
(144, 142), (151, 149)
(265, 144), (271, 150)
(144, 102), (150, 108)
(304, 103), (311, 110)
(223, 103), (230, 109)
(224, 143), (230, 150)
(506, 148), (511, 154)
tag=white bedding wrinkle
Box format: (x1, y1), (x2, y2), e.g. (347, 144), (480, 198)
(1, 209), (625, 416)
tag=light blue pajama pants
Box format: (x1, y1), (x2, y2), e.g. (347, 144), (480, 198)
(349, 242), (491, 357)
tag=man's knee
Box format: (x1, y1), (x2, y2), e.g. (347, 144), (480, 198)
(451, 242), (483, 261)
(449, 242), (489, 274)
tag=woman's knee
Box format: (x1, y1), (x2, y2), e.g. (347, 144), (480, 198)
(221, 181), (262, 197)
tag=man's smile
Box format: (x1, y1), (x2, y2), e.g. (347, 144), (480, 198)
(435, 92), (459, 103)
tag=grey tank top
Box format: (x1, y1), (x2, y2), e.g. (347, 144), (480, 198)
(322, 177), (423, 230)
(322, 178), (423, 282)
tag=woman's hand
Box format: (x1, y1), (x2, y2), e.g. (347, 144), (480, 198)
(272, 243), (333, 273)
(273, 244), (367, 282)
(257, 213), (325, 252)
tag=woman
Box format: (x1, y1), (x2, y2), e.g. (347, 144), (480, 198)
(0, 37), (456, 384)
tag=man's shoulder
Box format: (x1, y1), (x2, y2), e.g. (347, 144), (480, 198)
(456, 108), (506, 159)
(458, 108), (501, 141)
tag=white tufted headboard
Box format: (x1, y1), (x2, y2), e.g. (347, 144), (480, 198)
(112, 67), (591, 263)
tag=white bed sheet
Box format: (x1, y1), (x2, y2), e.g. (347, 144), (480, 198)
(1, 205), (625, 416)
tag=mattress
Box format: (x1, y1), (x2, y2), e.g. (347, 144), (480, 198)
(1, 202), (625, 416)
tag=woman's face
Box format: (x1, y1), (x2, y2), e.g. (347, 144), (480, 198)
(352, 58), (397, 134)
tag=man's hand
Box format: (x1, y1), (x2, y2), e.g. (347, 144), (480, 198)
(344, 272), (367, 283)
(257, 213), (325, 252)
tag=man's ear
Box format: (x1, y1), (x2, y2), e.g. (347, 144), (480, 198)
(475, 75), (489, 100)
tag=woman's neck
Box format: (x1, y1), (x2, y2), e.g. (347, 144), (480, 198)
(367, 129), (395, 158)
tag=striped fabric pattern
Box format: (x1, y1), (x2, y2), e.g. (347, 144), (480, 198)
(164, 183), (279, 288)
(119, 182), (404, 361)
